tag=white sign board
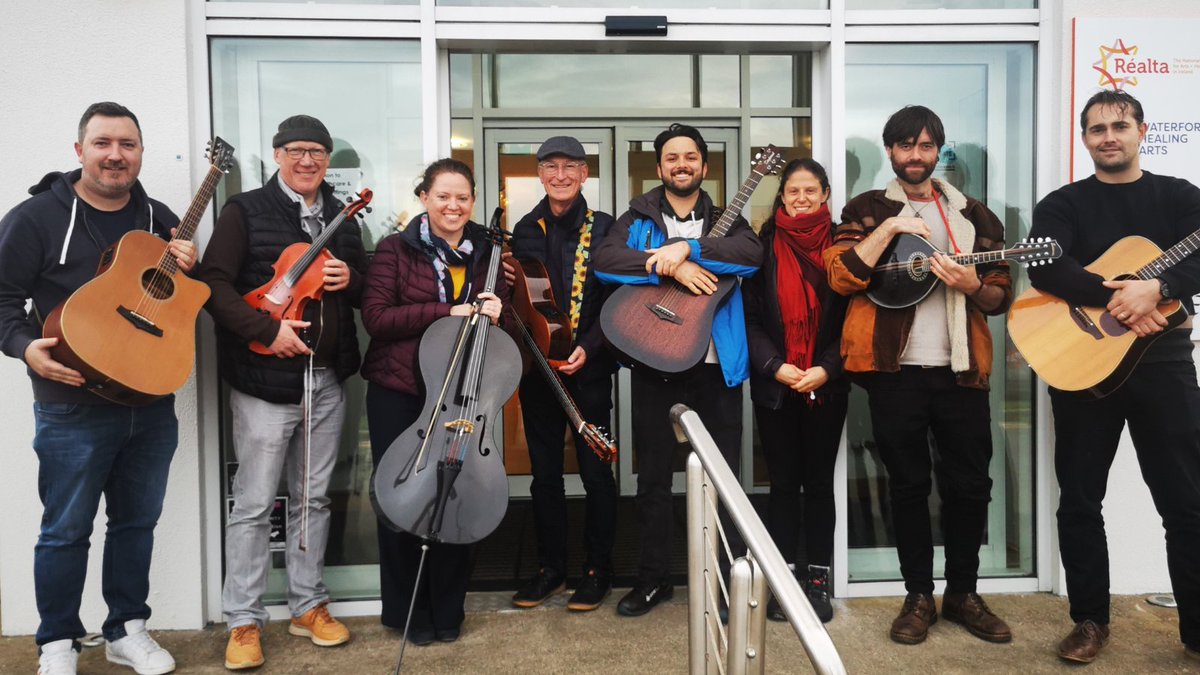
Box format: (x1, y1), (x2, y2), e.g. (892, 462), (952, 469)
(1072, 18), (1200, 184)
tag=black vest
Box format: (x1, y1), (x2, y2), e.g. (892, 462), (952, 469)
(217, 175), (364, 403)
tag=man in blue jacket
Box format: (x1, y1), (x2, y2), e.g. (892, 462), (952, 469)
(594, 123), (762, 616)
(0, 102), (195, 675)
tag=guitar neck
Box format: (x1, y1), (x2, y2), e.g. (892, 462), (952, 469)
(706, 168), (767, 239)
(509, 309), (587, 429)
(173, 164), (224, 244)
(951, 247), (1030, 266)
(1135, 228), (1200, 280)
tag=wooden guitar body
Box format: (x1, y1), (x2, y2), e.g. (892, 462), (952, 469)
(509, 258), (573, 367)
(599, 276), (736, 375)
(44, 231), (211, 405)
(1007, 235), (1186, 398)
(242, 242), (332, 355)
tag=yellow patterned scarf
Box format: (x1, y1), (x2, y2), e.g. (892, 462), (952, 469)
(538, 209), (594, 341)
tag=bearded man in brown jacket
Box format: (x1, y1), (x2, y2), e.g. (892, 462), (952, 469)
(824, 105), (1013, 646)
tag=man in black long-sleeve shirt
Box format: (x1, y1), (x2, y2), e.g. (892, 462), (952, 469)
(1028, 89), (1200, 666)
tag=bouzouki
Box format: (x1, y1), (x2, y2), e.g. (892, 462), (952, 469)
(599, 145), (785, 374)
(507, 259), (616, 463)
(1007, 232), (1198, 398)
(42, 138), (233, 405)
(243, 189), (373, 354)
(867, 233), (1062, 309)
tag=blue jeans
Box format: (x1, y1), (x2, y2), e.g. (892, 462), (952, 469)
(32, 397), (177, 645)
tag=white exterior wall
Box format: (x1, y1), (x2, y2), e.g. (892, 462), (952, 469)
(1051, 0), (1200, 596)
(0, 3), (207, 634)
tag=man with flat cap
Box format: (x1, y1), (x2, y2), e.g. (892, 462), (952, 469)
(504, 136), (619, 611)
(196, 115), (367, 669)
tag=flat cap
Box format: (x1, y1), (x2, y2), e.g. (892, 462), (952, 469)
(536, 135), (586, 161)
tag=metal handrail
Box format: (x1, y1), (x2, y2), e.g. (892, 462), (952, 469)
(673, 403), (846, 675)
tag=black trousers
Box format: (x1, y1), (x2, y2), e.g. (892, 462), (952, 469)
(754, 392), (848, 568)
(519, 370), (617, 577)
(366, 383), (473, 633)
(1051, 360), (1200, 646)
(861, 366), (993, 595)
(631, 363), (743, 583)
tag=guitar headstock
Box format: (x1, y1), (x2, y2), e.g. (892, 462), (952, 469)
(1009, 237), (1062, 267)
(751, 144), (786, 177)
(582, 424), (617, 464)
(206, 137), (236, 174)
(343, 189), (373, 219)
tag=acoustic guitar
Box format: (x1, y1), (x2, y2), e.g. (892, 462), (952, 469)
(867, 233), (1062, 309)
(242, 189), (372, 354)
(1007, 232), (1198, 398)
(42, 138), (233, 405)
(507, 258), (617, 463)
(599, 145), (784, 374)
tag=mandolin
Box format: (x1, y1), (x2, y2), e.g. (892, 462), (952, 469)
(1008, 232), (1196, 398)
(42, 138), (232, 405)
(866, 234), (1062, 309)
(599, 145), (784, 375)
(242, 189), (373, 354)
(507, 259), (616, 463)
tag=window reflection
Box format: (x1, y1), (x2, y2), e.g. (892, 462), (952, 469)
(848, 0), (1033, 7)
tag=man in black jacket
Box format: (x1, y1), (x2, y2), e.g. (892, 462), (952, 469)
(1029, 89), (1200, 666)
(196, 115), (367, 670)
(0, 102), (192, 675)
(504, 136), (619, 612)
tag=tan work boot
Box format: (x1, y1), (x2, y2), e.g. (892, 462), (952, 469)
(224, 624), (264, 670)
(289, 603), (350, 646)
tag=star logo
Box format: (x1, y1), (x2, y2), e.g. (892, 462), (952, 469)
(1093, 38), (1139, 89)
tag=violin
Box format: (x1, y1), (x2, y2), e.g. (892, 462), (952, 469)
(507, 259), (616, 463)
(243, 189), (373, 354)
(370, 208), (520, 544)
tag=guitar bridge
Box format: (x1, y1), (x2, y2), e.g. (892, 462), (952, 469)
(1069, 305), (1104, 340)
(646, 302), (683, 325)
(117, 305), (163, 337)
(444, 419), (475, 434)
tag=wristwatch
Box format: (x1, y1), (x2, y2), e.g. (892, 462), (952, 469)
(1160, 279), (1172, 300)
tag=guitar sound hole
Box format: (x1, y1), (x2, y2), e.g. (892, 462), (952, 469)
(906, 253), (930, 282)
(141, 270), (175, 300)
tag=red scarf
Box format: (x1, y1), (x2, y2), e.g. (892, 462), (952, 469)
(773, 204), (831, 370)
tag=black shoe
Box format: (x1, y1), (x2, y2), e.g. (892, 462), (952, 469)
(406, 626), (435, 646)
(434, 626), (460, 643)
(766, 595), (786, 622)
(805, 565), (834, 623)
(617, 580), (673, 617)
(511, 568), (566, 608)
(567, 569), (612, 611)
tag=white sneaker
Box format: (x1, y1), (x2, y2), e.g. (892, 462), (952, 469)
(105, 619), (176, 675)
(37, 639), (78, 675)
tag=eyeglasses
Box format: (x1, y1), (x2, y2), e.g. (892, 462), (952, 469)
(538, 161), (585, 175)
(283, 146), (329, 160)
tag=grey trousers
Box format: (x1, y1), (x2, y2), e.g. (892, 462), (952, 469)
(222, 368), (346, 628)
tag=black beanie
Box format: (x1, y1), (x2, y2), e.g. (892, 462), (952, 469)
(272, 115), (333, 151)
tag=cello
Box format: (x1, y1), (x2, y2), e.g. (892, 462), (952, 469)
(370, 207), (520, 545)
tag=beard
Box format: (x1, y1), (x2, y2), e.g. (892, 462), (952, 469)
(661, 168), (703, 198)
(891, 156), (937, 186)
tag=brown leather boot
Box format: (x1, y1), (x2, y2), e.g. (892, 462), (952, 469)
(942, 592), (1013, 643)
(1057, 620), (1110, 663)
(889, 592), (937, 644)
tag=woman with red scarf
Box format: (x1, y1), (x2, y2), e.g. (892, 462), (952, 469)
(744, 158), (848, 623)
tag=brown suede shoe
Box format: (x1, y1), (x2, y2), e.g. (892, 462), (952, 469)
(1057, 620), (1110, 663)
(942, 592), (1013, 643)
(890, 592), (937, 644)
(1184, 644), (1200, 662)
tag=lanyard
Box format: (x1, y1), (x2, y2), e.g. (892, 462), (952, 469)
(929, 191), (961, 254)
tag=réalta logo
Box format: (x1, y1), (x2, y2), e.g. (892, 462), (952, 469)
(1093, 38), (1170, 89)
